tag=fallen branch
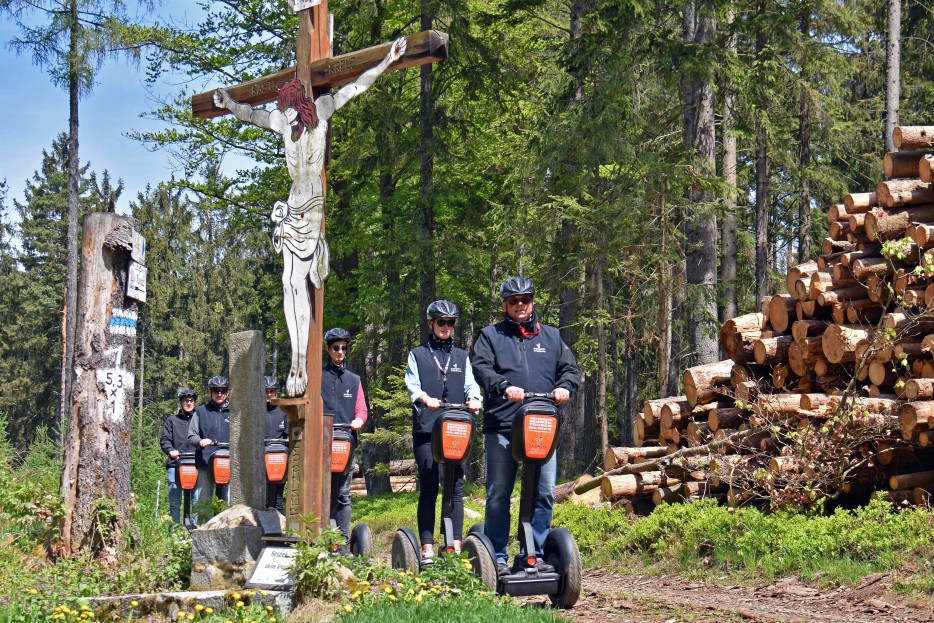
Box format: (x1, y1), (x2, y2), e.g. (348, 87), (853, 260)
(572, 427), (766, 496)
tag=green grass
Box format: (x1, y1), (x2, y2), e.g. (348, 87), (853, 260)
(553, 497), (934, 590)
(336, 597), (568, 623)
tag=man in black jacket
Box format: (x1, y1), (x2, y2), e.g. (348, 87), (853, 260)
(160, 388), (198, 524)
(264, 376), (289, 512)
(471, 276), (580, 578)
(188, 375), (231, 509)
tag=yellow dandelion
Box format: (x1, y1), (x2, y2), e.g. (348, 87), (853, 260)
(265, 606), (273, 612)
(269, 618), (276, 622)
(232, 593), (241, 601)
(384, 587), (393, 594)
(188, 615), (195, 620)
(388, 595), (396, 601)
(204, 609), (213, 615)
(361, 581), (370, 587)
(246, 591), (255, 596)
(29, 589), (38, 595)
(195, 604), (204, 612)
(398, 572), (406, 578)
(236, 601), (244, 608)
(415, 596), (423, 603)
(343, 606), (353, 613)
(407, 571), (414, 576)
(462, 559), (472, 570)
(71, 611), (79, 616)
(407, 589), (414, 596)
(130, 601), (139, 607)
(260, 591), (268, 596)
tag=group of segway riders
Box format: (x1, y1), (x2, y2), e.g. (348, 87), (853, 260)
(160, 276), (582, 606)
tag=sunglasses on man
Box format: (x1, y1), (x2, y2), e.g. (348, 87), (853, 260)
(506, 296), (533, 306)
(330, 344), (348, 352)
(434, 319), (456, 328)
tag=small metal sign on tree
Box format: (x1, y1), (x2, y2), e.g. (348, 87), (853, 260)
(191, 1), (448, 532)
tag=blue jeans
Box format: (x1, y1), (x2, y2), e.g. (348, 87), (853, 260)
(483, 432), (556, 564)
(166, 467), (182, 524)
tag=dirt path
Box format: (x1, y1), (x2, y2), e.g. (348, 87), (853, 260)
(516, 568), (934, 622)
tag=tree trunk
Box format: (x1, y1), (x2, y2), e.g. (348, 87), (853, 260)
(681, 0), (718, 365)
(595, 260), (608, 455)
(416, 0), (436, 344)
(885, 0), (901, 152)
(719, 4), (738, 323)
(60, 214), (141, 554)
(754, 0), (770, 307)
(60, 0), (81, 443)
(797, 9), (812, 262)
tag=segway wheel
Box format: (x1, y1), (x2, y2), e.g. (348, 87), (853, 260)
(543, 528), (582, 608)
(349, 523), (374, 558)
(391, 529), (420, 573)
(462, 534), (497, 591)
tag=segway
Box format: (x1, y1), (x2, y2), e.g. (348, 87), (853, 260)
(330, 423), (373, 557)
(391, 403), (476, 572)
(264, 438), (289, 510)
(176, 451), (199, 528)
(462, 393), (582, 608)
(209, 441), (231, 501)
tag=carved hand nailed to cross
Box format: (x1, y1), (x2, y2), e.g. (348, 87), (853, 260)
(214, 36), (407, 396)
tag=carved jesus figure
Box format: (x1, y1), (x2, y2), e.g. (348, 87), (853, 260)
(215, 36), (407, 396)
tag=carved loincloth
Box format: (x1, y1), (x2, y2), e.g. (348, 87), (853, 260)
(271, 196), (330, 289)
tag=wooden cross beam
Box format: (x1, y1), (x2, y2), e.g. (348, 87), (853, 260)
(191, 30), (448, 119)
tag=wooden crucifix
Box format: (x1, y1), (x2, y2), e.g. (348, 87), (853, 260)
(191, 1), (448, 534)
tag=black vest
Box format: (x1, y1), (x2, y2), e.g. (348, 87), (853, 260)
(194, 401), (230, 466)
(410, 341), (469, 434)
(321, 362), (361, 425)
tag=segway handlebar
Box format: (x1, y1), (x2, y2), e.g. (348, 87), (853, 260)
(524, 392), (556, 401)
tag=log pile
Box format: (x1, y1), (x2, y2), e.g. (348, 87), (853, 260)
(571, 126), (934, 513)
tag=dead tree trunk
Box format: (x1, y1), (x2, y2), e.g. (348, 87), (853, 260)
(60, 213), (142, 554)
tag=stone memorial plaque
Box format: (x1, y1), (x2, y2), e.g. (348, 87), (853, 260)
(246, 546), (297, 590)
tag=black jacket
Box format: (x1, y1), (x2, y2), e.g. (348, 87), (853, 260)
(471, 313), (580, 434)
(160, 409), (196, 468)
(187, 400), (231, 467)
(266, 404), (289, 440)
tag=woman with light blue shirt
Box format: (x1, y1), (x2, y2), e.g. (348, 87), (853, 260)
(405, 299), (482, 564)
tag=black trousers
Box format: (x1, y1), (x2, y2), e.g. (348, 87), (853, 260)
(413, 432), (464, 546)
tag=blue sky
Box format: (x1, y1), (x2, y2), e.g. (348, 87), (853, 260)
(0, 2), (243, 215)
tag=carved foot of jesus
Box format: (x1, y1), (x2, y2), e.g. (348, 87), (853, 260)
(287, 367), (307, 396)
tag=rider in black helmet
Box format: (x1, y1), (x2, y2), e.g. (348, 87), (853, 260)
(187, 375), (232, 513)
(404, 300), (482, 564)
(264, 376), (289, 512)
(160, 387), (198, 524)
(322, 328), (368, 553)
(471, 277), (579, 577)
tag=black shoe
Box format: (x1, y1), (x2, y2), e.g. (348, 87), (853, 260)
(420, 552), (435, 566)
(496, 562), (512, 578)
(535, 559), (555, 574)
(336, 544), (351, 557)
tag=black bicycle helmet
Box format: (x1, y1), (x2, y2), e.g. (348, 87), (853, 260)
(178, 387), (197, 400)
(499, 276), (535, 299)
(324, 327), (352, 345)
(207, 375), (229, 389)
(264, 376), (279, 389)
(426, 299), (459, 320)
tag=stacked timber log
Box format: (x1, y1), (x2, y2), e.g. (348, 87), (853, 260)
(571, 126), (934, 513)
